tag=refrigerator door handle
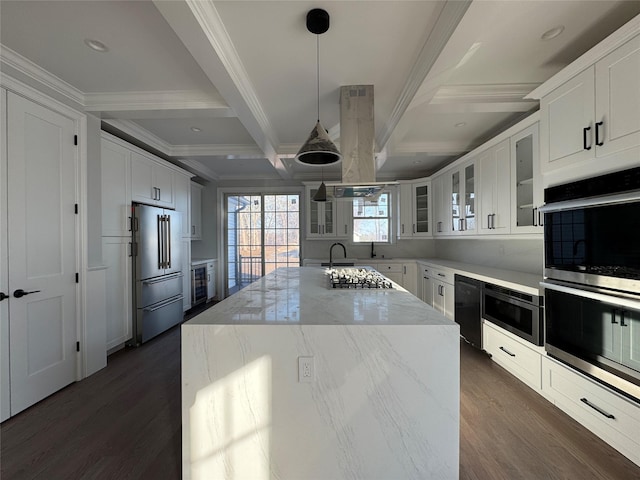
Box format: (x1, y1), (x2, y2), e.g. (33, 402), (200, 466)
(157, 215), (163, 269)
(166, 214), (172, 269)
(142, 272), (183, 285)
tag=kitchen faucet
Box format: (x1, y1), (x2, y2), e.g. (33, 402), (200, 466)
(329, 242), (347, 269)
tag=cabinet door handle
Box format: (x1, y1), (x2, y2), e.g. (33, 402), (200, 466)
(403, 265), (406, 274)
(580, 397), (615, 419)
(437, 221), (442, 233)
(499, 346), (515, 357)
(437, 273), (445, 278)
(344, 224), (347, 235)
(583, 126), (592, 151)
(192, 225), (195, 235)
(128, 216), (132, 231)
(620, 310), (628, 327)
(595, 121), (604, 146)
(533, 208), (538, 227)
(491, 214), (496, 229)
(538, 209), (544, 227)
(401, 224), (405, 234)
(611, 308), (619, 324)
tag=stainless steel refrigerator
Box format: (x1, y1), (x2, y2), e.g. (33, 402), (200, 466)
(130, 204), (183, 345)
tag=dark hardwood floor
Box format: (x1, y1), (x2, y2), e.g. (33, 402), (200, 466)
(2, 318), (639, 479)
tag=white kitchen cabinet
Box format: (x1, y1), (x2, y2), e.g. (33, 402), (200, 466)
(207, 260), (216, 301)
(542, 355), (640, 467)
(376, 263), (403, 285)
(174, 172), (192, 239)
(101, 135), (132, 237)
(431, 174), (451, 236)
(450, 160), (477, 235)
(428, 266), (455, 320)
(420, 265), (433, 306)
(103, 237), (132, 351)
(131, 150), (175, 208)
(402, 262), (418, 296)
(510, 123), (543, 234)
(398, 180), (431, 238)
(483, 321), (542, 391)
(534, 27), (640, 180)
(376, 262), (418, 295)
(190, 182), (203, 240)
(478, 140), (510, 234)
(305, 185), (348, 239)
(182, 239), (192, 312)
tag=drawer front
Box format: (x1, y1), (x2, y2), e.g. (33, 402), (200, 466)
(430, 267), (453, 285)
(542, 356), (640, 465)
(484, 322), (542, 390)
(377, 263), (402, 273)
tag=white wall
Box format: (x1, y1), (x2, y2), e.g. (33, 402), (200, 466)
(433, 238), (543, 275)
(303, 238), (435, 261)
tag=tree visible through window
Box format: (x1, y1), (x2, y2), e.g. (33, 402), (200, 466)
(352, 192), (390, 243)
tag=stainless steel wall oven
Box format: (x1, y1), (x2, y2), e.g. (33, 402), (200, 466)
(540, 166), (640, 401)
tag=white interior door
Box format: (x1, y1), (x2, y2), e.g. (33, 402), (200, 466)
(7, 92), (78, 416)
(1, 89), (10, 422)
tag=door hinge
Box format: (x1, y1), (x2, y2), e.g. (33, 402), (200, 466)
(74, 135), (78, 146)
(76, 341), (80, 352)
(75, 203), (78, 214)
(75, 273), (79, 283)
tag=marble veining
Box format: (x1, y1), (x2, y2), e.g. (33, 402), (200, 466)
(186, 267), (453, 326)
(183, 267), (459, 480)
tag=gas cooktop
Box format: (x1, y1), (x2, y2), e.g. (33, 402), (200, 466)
(328, 268), (394, 289)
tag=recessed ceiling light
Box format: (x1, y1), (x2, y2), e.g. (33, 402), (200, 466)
(541, 25), (565, 41)
(84, 38), (109, 53)
(455, 122), (466, 128)
(190, 126), (202, 132)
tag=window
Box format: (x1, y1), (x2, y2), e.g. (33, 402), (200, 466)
(226, 193), (299, 296)
(352, 192), (390, 243)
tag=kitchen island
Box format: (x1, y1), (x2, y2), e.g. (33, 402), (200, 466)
(182, 267), (460, 480)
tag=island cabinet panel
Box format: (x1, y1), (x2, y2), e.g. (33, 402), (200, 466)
(181, 267), (459, 480)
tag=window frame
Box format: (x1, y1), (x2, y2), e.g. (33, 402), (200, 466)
(350, 190), (394, 244)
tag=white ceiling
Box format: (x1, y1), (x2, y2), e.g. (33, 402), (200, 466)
(2, 1), (640, 184)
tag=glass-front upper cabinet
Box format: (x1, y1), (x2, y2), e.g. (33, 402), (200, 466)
(511, 123), (542, 234)
(451, 161), (476, 235)
(307, 187), (335, 237)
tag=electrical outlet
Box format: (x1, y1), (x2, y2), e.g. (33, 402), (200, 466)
(298, 356), (314, 383)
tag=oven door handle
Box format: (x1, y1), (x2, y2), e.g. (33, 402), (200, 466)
(538, 190), (640, 213)
(541, 282), (640, 311)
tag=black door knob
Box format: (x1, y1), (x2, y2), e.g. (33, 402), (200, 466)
(0, 292), (8, 302)
(13, 289), (40, 298)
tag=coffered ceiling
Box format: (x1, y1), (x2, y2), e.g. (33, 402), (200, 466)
(2, 1), (639, 183)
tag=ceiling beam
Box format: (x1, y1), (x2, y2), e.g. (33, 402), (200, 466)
(152, 0), (291, 179)
(376, 0), (472, 152)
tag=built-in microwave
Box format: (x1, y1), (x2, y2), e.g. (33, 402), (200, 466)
(482, 283), (543, 346)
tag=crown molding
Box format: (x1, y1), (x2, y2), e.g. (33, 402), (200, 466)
(171, 143), (264, 157)
(84, 90), (230, 112)
(175, 159), (220, 182)
(0, 45), (85, 106)
(102, 119), (173, 156)
(432, 83), (540, 104)
(376, 0), (472, 151)
(393, 141), (471, 155)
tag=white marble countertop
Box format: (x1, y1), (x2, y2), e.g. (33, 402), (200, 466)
(416, 258), (543, 295)
(190, 257), (216, 266)
(185, 267), (455, 327)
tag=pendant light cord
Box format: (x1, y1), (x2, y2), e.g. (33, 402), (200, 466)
(316, 34), (320, 122)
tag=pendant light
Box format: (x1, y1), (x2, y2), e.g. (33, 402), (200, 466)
(295, 8), (342, 167)
(313, 168), (327, 202)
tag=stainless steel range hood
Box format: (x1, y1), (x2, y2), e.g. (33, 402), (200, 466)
(318, 85), (394, 201)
